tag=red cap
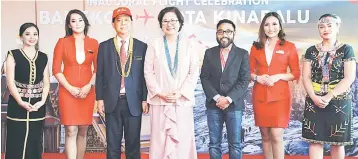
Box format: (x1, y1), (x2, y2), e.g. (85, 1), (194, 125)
(112, 7), (132, 19)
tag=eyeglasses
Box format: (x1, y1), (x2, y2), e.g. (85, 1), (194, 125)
(216, 30), (235, 36)
(162, 19), (179, 25)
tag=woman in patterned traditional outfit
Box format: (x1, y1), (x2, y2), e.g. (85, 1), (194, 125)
(144, 7), (199, 159)
(5, 23), (50, 159)
(302, 14), (356, 159)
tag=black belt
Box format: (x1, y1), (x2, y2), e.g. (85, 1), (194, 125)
(119, 93), (126, 99)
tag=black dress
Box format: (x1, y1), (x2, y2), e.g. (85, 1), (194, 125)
(5, 49), (48, 159)
(302, 43), (356, 145)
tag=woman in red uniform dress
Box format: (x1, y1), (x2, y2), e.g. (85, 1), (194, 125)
(52, 9), (98, 159)
(249, 12), (300, 159)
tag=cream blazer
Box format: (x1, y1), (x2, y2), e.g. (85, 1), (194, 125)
(144, 36), (200, 106)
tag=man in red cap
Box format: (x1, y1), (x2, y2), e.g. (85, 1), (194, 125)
(96, 7), (149, 159)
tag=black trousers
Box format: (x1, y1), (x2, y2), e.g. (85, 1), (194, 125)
(105, 96), (142, 159)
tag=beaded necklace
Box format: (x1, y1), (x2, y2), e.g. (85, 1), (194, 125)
(113, 36), (133, 77)
(317, 40), (338, 93)
(163, 34), (179, 78)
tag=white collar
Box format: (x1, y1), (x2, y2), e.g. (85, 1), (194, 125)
(116, 35), (131, 43)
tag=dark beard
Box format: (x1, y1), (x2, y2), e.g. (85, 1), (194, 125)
(216, 37), (233, 48)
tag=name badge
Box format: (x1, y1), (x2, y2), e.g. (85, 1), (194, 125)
(276, 50), (284, 54)
(134, 56), (143, 60)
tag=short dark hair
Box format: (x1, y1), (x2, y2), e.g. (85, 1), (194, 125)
(216, 19), (236, 31)
(253, 12), (286, 50)
(19, 22), (40, 50)
(157, 7), (184, 32)
(65, 9), (90, 37)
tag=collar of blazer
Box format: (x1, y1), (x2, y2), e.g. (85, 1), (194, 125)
(260, 42), (285, 66)
(68, 34), (90, 42)
(111, 37), (137, 70)
(68, 35), (93, 54)
(214, 43), (238, 72)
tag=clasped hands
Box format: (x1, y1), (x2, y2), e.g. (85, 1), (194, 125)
(19, 100), (45, 112)
(216, 96), (230, 110)
(256, 74), (281, 86)
(311, 92), (333, 109)
(158, 92), (182, 103)
(68, 84), (92, 99)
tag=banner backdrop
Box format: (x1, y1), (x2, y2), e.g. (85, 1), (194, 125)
(1, 0), (357, 156)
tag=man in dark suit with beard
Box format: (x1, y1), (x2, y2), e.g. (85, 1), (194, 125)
(200, 19), (250, 159)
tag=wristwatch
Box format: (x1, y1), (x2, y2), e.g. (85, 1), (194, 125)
(253, 75), (258, 82)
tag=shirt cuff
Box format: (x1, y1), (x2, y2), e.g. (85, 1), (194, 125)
(225, 96), (233, 103)
(213, 94), (220, 102)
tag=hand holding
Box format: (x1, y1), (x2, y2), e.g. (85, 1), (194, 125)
(166, 92), (182, 103)
(216, 96), (230, 110)
(68, 86), (81, 97)
(311, 95), (327, 108)
(257, 74), (269, 85)
(266, 74), (281, 86)
(31, 100), (46, 111)
(78, 84), (92, 98)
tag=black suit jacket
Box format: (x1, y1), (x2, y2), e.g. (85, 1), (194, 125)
(96, 38), (148, 115)
(200, 44), (250, 111)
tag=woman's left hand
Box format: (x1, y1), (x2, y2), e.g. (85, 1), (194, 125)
(32, 100), (46, 111)
(321, 93), (333, 107)
(78, 84), (92, 98)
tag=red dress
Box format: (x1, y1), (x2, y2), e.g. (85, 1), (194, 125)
(52, 35), (98, 125)
(249, 41), (300, 128)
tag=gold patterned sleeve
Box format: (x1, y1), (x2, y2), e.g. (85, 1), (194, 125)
(7, 50), (13, 57)
(342, 44), (356, 62)
(302, 46), (314, 62)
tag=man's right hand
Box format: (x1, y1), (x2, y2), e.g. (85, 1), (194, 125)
(216, 96), (228, 110)
(97, 100), (105, 115)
